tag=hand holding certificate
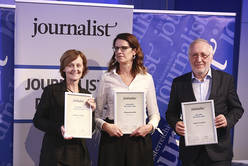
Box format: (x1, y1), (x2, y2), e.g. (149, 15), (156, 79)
(114, 91), (145, 134)
(64, 92), (92, 138)
(181, 100), (218, 146)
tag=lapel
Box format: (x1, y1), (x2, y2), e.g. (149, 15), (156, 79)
(208, 68), (219, 100)
(53, 81), (67, 106)
(184, 72), (197, 102)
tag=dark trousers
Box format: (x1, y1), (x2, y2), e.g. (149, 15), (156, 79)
(182, 146), (231, 166)
(98, 131), (154, 166)
(55, 142), (91, 166)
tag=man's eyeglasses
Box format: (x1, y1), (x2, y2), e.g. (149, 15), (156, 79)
(113, 46), (131, 52)
(191, 53), (210, 60)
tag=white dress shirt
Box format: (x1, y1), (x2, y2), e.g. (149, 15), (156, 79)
(192, 68), (212, 101)
(95, 69), (160, 131)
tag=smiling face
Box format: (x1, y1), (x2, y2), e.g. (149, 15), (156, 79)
(114, 39), (136, 65)
(189, 40), (213, 79)
(63, 56), (84, 82)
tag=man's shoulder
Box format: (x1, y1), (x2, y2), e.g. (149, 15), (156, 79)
(213, 69), (229, 75)
(173, 72), (191, 82)
(212, 69), (233, 79)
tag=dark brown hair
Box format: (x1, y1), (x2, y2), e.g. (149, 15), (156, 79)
(60, 49), (88, 79)
(108, 33), (146, 76)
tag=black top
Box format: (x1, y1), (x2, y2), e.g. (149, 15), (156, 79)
(33, 80), (94, 166)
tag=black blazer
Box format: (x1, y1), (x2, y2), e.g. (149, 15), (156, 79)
(166, 68), (244, 163)
(33, 81), (94, 166)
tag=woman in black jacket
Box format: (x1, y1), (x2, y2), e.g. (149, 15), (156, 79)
(33, 49), (96, 166)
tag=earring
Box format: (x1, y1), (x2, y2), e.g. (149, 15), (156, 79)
(133, 55), (136, 59)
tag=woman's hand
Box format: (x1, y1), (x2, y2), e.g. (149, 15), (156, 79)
(61, 126), (73, 140)
(130, 124), (153, 137)
(175, 121), (185, 136)
(102, 123), (123, 137)
(86, 98), (96, 111)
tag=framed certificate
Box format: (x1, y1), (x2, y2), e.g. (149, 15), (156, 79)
(114, 91), (145, 134)
(181, 100), (218, 146)
(64, 92), (92, 138)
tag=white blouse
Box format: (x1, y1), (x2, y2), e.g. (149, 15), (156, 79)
(95, 69), (160, 131)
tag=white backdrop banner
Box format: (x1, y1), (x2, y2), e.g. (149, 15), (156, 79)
(14, 1), (133, 165)
(14, 0), (133, 119)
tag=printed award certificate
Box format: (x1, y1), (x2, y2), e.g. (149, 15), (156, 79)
(114, 91), (145, 134)
(64, 92), (92, 138)
(181, 100), (218, 146)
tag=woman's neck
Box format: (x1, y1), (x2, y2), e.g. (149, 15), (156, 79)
(119, 62), (132, 75)
(118, 63), (135, 86)
(66, 80), (79, 93)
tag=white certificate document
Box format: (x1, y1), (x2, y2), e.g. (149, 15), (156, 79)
(114, 91), (145, 134)
(64, 92), (92, 138)
(182, 100), (218, 146)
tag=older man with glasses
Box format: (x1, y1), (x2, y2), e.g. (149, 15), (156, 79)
(166, 38), (244, 166)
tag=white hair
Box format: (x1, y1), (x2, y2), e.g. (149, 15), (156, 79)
(188, 38), (213, 56)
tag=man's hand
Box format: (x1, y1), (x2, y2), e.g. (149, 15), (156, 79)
(215, 114), (227, 128)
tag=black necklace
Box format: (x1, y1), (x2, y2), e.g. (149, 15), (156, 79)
(67, 88), (72, 92)
(66, 87), (76, 93)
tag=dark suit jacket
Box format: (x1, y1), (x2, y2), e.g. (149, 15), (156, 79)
(33, 81), (94, 166)
(166, 68), (244, 163)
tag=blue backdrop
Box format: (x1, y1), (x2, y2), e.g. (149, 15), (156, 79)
(0, 4), (236, 166)
(0, 7), (14, 166)
(133, 11), (236, 166)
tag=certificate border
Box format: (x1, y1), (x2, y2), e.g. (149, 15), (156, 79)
(64, 92), (92, 138)
(114, 91), (146, 134)
(181, 100), (218, 146)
